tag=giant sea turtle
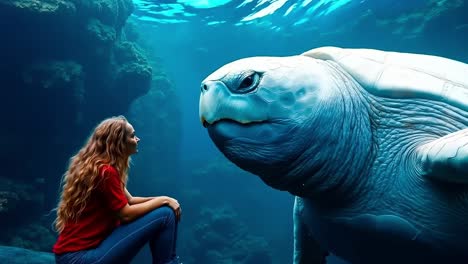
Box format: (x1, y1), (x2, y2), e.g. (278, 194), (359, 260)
(198, 47), (468, 263)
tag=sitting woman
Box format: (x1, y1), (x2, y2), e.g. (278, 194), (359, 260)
(53, 115), (182, 264)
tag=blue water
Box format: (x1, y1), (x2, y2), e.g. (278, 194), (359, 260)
(131, 0), (468, 161)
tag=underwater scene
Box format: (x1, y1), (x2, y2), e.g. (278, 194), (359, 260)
(0, 0), (467, 263)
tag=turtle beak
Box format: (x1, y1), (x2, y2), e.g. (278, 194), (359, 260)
(199, 80), (223, 127)
(201, 116), (208, 128)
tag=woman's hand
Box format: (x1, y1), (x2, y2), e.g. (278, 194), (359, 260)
(165, 196), (181, 221)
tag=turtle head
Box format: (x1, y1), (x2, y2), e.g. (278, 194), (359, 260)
(199, 55), (362, 196)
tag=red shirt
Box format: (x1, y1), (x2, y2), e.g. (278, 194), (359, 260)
(53, 165), (128, 254)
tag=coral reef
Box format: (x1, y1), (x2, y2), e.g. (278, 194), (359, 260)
(0, 0), (148, 179)
(184, 205), (272, 264)
(0, 177), (44, 223)
(113, 41), (152, 108)
(8, 223), (56, 252)
(0, 0), (76, 17)
(178, 157), (293, 263)
(0, 177), (56, 251)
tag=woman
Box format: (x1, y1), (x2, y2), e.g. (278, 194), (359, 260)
(53, 115), (182, 264)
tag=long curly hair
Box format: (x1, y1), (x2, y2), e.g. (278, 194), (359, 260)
(54, 115), (132, 233)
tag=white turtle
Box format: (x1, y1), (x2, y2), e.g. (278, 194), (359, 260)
(199, 47), (468, 263)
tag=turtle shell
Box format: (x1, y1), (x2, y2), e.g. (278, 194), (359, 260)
(302, 47), (468, 111)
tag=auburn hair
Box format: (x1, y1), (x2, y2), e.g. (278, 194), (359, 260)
(54, 115), (131, 233)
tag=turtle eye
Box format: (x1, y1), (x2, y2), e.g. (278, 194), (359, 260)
(240, 75), (254, 88)
(238, 72), (260, 93)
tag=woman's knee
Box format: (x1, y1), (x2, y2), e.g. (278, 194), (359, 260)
(151, 206), (176, 223)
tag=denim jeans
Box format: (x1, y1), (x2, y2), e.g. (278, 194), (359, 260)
(55, 206), (179, 264)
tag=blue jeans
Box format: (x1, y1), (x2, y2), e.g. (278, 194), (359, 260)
(55, 206), (179, 264)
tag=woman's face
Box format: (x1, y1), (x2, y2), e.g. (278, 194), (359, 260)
(125, 123), (140, 156)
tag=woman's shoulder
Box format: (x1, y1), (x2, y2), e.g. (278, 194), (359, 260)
(100, 164), (118, 177)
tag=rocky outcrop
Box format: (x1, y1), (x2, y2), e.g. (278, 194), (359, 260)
(0, 0), (154, 253)
(0, 177), (55, 251)
(185, 206), (273, 264)
(0, 0), (149, 185)
(0, 246), (54, 264)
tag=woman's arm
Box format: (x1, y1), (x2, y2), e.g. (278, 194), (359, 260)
(125, 188), (153, 205)
(119, 189), (181, 223)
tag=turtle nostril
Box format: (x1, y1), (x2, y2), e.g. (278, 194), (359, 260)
(201, 84), (208, 92)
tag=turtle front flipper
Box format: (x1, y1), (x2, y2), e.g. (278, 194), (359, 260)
(419, 128), (468, 183)
(294, 197), (329, 264)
